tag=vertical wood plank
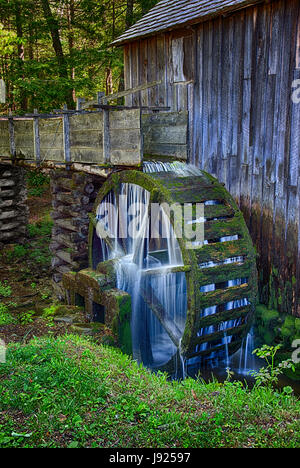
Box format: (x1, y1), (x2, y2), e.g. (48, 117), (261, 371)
(148, 37), (158, 106)
(220, 16), (230, 187)
(240, 10), (253, 226)
(229, 12), (244, 201)
(103, 109), (110, 164)
(63, 107), (71, 164)
(296, 11), (300, 68)
(34, 110), (41, 165)
(207, 20), (215, 175)
(165, 33), (175, 111)
(215, 17), (223, 183)
(286, 0), (300, 315)
(156, 34), (167, 107)
(260, 3), (275, 303)
(124, 45), (132, 106)
(139, 39), (149, 107)
(272, 0), (295, 312)
(8, 114), (16, 159)
(193, 25), (203, 168)
(131, 42), (140, 106)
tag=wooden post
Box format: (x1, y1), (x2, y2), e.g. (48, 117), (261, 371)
(97, 92), (105, 108)
(33, 109), (41, 165)
(8, 112), (16, 159)
(76, 98), (85, 110)
(63, 105), (71, 165)
(103, 108), (110, 164)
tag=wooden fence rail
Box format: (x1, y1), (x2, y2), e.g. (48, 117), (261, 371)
(0, 107), (143, 167)
(0, 107), (189, 167)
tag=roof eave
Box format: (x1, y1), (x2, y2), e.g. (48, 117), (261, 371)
(111, 0), (264, 47)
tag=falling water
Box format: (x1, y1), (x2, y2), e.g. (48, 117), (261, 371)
(238, 327), (256, 374)
(143, 160), (202, 177)
(94, 162), (188, 371)
(94, 161), (253, 377)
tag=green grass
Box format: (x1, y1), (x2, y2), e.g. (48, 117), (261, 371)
(26, 170), (50, 198)
(0, 335), (299, 448)
(2, 220), (53, 268)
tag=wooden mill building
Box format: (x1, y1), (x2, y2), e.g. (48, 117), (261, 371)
(113, 0), (300, 316)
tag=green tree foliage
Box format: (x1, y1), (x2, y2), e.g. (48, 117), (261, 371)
(0, 0), (159, 113)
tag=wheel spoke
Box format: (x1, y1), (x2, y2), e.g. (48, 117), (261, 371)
(141, 265), (191, 277)
(140, 281), (182, 348)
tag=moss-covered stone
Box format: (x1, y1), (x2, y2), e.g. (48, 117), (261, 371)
(256, 304), (280, 326)
(102, 289), (132, 356)
(52, 304), (84, 317)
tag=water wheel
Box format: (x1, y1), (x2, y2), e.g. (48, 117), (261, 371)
(89, 164), (258, 370)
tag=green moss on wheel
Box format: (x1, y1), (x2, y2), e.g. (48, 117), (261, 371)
(88, 169), (258, 361)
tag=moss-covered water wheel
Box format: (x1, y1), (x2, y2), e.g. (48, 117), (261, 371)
(89, 168), (257, 369)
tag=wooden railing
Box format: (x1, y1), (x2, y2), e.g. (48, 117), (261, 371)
(0, 107), (143, 167)
(0, 86), (189, 169)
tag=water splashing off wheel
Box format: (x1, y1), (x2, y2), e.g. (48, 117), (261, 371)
(81, 163), (258, 372)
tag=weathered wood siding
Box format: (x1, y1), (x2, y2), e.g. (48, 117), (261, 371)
(124, 31), (195, 113)
(0, 121), (10, 158)
(142, 111), (189, 160)
(109, 109), (142, 166)
(0, 109), (143, 167)
(69, 113), (104, 164)
(193, 0), (300, 316)
(39, 118), (64, 162)
(124, 0), (300, 315)
(14, 120), (35, 159)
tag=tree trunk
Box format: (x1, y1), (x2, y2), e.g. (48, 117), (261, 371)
(106, 67), (113, 96)
(40, 0), (74, 108)
(15, 1), (27, 111)
(67, 0), (76, 102)
(126, 0), (134, 29)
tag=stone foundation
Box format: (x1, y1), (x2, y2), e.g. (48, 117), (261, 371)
(63, 269), (132, 355)
(0, 164), (28, 246)
(50, 169), (105, 300)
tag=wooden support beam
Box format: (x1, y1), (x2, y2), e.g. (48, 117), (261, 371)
(8, 113), (16, 158)
(100, 81), (162, 103)
(103, 108), (110, 164)
(63, 105), (71, 164)
(33, 109), (41, 165)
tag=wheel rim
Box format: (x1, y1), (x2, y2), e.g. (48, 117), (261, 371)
(89, 169), (258, 370)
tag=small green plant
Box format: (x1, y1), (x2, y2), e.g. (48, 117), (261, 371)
(41, 292), (50, 300)
(42, 305), (57, 324)
(6, 245), (27, 261)
(29, 249), (51, 266)
(225, 367), (234, 382)
(30, 283), (37, 290)
(0, 281), (12, 298)
(0, 302), (15, 325)
(26, 170), (50, 198)
(27, 221), (53, 239)
(18, 310), (35, 325)
(250, 344), (295, 388)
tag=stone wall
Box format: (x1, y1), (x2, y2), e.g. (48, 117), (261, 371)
(0, 164), (28, 246)
(50, 169), (105, 299)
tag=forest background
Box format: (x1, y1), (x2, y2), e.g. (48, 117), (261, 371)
(0, 0), (159, 113)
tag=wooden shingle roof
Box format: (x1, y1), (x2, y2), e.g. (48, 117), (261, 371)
(112, 0), (264, 45)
